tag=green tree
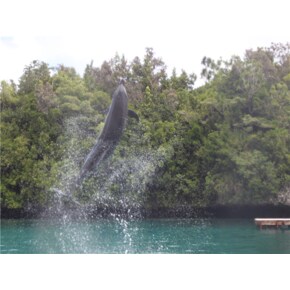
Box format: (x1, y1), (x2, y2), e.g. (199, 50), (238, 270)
(18, 60), (51, 95)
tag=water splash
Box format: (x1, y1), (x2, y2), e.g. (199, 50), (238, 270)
(43, 116), (166, 253)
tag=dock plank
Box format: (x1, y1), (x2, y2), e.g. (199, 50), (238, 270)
(255, 218), (290, 229)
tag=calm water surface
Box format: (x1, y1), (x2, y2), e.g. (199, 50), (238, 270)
(1, 218), (290, 254)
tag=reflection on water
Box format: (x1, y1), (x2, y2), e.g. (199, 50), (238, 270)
(1, 218), (290, 254)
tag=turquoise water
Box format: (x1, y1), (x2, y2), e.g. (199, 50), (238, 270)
(1, 218), (290, 254)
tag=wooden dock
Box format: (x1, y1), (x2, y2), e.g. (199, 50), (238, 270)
(255, 218), (290, 229)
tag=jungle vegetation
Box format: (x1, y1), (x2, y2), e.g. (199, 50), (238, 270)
(1, 44), (290, 212)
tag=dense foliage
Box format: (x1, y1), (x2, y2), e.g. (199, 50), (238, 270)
(1, 44), (290, 212)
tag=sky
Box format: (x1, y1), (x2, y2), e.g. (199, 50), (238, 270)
(0, 0), (289, 85)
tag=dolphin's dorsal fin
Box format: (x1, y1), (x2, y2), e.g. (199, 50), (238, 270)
(128, 109), (139, 122)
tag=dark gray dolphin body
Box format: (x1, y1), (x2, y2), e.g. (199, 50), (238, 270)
(75, 80), (137, 188)
(53, 81), (138, 204)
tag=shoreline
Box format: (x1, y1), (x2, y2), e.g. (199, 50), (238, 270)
(1, 204), (290, 219)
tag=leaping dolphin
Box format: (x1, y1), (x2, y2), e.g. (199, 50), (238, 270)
(53, 80), (138, 204)
(74, 79), (138, 189)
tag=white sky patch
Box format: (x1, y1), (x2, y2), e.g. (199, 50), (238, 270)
(0, 0), (289, 83)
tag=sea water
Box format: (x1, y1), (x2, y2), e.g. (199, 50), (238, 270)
(1, 218), (290, 254)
